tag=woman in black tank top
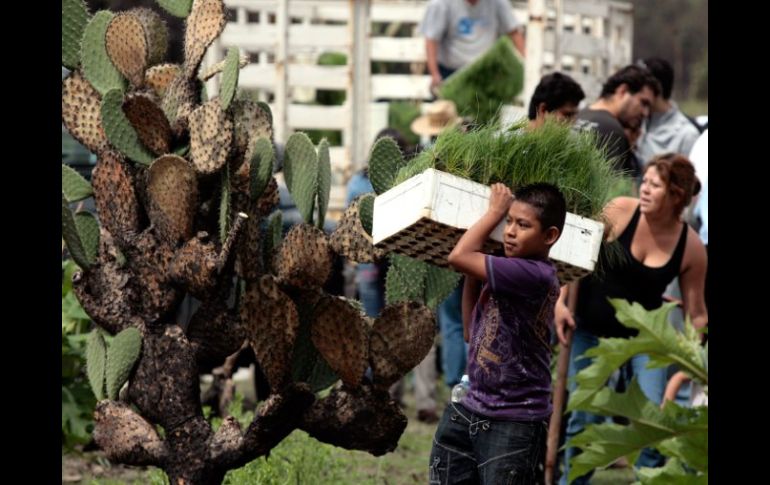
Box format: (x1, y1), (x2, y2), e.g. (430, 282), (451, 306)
(554, 153), (708, 482)
(555, 152), (708, 342)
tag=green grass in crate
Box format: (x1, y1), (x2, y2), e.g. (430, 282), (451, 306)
(396, 119), (623, 220)
(439, 36), (524, 125)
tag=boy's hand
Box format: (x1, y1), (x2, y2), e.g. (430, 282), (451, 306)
(488, 183), (513, 218)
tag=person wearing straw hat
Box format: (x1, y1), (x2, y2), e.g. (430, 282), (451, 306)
(411, 99), (465, 138)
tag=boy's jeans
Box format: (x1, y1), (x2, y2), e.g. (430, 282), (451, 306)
(429, 402), (547, 484)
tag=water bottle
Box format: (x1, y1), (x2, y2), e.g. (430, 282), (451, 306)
(451, 374), (470, 403)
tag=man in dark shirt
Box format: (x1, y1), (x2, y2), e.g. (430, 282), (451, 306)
(573, 65), (660, 178)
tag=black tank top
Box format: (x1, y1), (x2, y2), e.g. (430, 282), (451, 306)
(575, 204), (688, 338)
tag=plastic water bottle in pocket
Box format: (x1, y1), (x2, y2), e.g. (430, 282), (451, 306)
(451, 374), (470, 403)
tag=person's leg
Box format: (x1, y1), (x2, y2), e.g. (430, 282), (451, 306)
(438, 284), (466, 388)
(630, 353), (668, 469)
(389, 377), (405, 408)
(429, 402), (479, 484)
(356, 263), (383, 318)
(560, 328), (605, 485)
(474, 418), (549, 485)
(704, 244), (710, 314)
(662, 279), (692, 405)
(415, 343), (439, 422)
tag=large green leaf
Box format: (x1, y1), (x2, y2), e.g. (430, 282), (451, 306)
(567, 379), (708, 481)
(636, 457), (707, 485)
(566, 301), (709, 481)
(567, 300), (707, 412)
(610, 300), (706, 381)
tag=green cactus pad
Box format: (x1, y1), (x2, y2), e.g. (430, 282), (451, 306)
(264, 210), (283, 269)
(62, 164), (93, 202)
(74, 211), (101, 265)
(220, 164), (230, 242)
(291, 299), (340, 392)
(62, 0), (90, 69)
(101, 89), (155, 165)
(62, 193), (91, 269)
(368, 136), (404, 194)
(316, 139), (331, 229)
(105, 327), (143, 400)
(86, 329), (107, 401)
(424, 265), (461, 310)
(131, 8), (168, 66)
(385, 254), (427, 305)
(358, 193), (375, 236)
(257, 101), (273, 126)
(249, 138), (274, 200)
(156, 0), (193, 18)
(283, 133), (318, 225)
(81, 11), (127, 95)
(183, 0), (226, 77)
(220, 47), (240, 111)
(105, 12), (149, 88)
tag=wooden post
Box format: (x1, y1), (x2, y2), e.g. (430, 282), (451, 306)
(350, 0), (371, 171)
(545, 281), (578, 485)
(554, 0), (563, 71)
(524, 0), (546, 107)
(274, 0), (289, 144)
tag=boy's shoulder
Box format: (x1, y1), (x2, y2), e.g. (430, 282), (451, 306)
(496, 254), (556, 270)
(487, 255), (557, 293)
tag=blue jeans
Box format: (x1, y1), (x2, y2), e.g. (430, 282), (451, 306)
(662, 278), (692, 406)
(356, 263), (384, 318)
(438, 284), (467, 387)
(430, 402), (547, 484)
(560, 328), (667, 485)
(438, 64), (457, 80)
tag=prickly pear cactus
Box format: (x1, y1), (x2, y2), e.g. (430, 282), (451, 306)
(61, 1), (436, 483)
(368, 136), (406, 195)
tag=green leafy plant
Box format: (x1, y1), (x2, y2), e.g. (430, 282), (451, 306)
(62, 259), (97, 448)
(565, 299), (708, 483)
(439, 36), (524, 125)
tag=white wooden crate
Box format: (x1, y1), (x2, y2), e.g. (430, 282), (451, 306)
(372, 169), (604, 283)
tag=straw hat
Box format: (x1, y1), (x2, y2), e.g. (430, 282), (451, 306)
(410, 100), (463, 136)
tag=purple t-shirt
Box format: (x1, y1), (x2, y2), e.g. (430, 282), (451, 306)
(461, 255), (559, 421)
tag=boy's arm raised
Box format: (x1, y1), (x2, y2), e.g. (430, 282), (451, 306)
(448, 183), (512, 280)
